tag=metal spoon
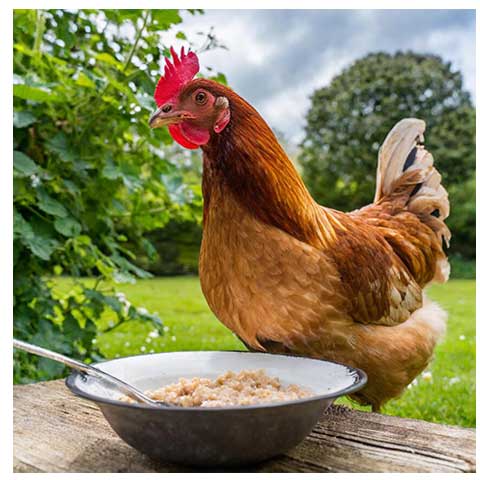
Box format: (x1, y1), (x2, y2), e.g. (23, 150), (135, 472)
(13, 338), (170, 407)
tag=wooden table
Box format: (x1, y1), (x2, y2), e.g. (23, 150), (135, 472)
(13, 380), (475, 473)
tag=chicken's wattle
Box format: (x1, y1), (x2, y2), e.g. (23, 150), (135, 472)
(168, 123), (210, 150)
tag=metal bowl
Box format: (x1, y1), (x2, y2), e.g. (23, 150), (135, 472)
(66, 351), (366, 467)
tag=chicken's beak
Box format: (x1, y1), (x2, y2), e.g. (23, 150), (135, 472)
(148, 109), (195, 128)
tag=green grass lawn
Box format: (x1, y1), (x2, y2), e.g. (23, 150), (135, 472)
(54, 276), (475, 427)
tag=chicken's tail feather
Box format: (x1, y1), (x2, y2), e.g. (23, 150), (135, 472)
(374, 118), (451, 282)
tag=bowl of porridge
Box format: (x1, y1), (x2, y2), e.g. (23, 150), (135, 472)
(66, 351), (366, 466)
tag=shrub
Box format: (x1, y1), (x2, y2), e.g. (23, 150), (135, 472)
(13, 9), (221, 382)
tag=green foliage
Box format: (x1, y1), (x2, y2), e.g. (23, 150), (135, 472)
(299, 51), (475, 260)
(449, 255), (475, 280)
(447, 178), (476, 260)
(134, 146), (204, 275)
(137, 220), (202, 275)
(13, 9), (222, 382)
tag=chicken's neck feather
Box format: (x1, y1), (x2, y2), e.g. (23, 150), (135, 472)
(201, 89), (336, 248)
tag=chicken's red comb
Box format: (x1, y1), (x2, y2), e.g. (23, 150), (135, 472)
(154, 46), (199, 107)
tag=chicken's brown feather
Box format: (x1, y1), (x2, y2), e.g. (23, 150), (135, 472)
(321, 210), (422, 326)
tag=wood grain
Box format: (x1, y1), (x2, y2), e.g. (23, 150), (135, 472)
(13, 380), (475, 473)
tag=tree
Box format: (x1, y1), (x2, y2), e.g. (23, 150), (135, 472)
(447, 179), (476, 260)
(299, 52), (475, 258)
(13, 9), (223, 382)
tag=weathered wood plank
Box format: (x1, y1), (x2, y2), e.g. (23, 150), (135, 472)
(13, 380), (475, 473)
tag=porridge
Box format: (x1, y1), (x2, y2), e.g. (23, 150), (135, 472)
(121, 369), (313, 407)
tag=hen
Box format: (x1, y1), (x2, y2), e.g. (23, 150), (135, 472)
(149, 48), (450, 411)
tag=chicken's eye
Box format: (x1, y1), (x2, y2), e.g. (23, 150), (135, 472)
(195, 91), (207, 105)
(162, 104), (172, 113)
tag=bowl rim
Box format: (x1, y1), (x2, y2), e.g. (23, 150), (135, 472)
(65, 350), (368, 412)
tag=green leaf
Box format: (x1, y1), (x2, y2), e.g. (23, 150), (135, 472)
(95, 52), (123, 69)
(13, 41), (34, 55)
(103, 295), (123, 314)
(13, 84), (61, 102)
(141, 237), (158, 260)
(45, 133), (75, 163)
(210, 72), (228, 86)
(37, 189), (68, 218)
(95, 259), (113, 277)
(13, 111), (37, 128)
(13, 209), (34, 241)
(53, 264), (63, 275)
(54, 217), (82, 237)
(62, 314), (83, 339)
(28, 235), (59, 261)
(113, 253), (153, 279)
(101, 95), (120, 108)
(13, 151), (39, 176)
(136, 92), (155, 110)
(104, 73), (131, 95)
(76, 71), (96, 89)
(38, 357), (65, 377)
(32, 319), (72, 354)
(151, 10), (182, 30)
(84, 288), (105, 303)
(113, 270), (136, 284)
(21, 217), (59, 260)
(104, 9), (142, 23)
(102, 161), (122, 180)
(63, 179), (80, 196)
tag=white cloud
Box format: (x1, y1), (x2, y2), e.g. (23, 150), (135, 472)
(259, 49), (357, 144)
(410, 26), (476, 100)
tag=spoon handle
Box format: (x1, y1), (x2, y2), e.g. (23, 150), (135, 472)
(14, 338), (93, 373)
(13, 338), (161, 406)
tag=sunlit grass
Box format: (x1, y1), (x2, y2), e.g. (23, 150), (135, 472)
(53, 277), (475, 427)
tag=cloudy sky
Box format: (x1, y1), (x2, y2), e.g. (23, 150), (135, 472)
(164, 9), (475, 144)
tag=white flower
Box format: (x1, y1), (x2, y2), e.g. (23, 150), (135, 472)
(421, 371), (433, 382)
(30, 174), (40, 187)
(149, 349), (154, 353)
(115, 292), (126, 301)
(124, 341), (130, 347)
(171, 336), (176, 342)
(164, 326), (169, 332)
(148, 330), (159, 338)
(91, 338), (97, 344)
(459, 335), (466, 341)
(140, 346), (146, 352)
(137, 307), (148, 315)
(407, 378), (419, 389)
(449, 377), (460, 385)
(145, 337), (151, 344)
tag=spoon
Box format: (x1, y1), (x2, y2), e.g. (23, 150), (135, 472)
(13, 338), (170, 407)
